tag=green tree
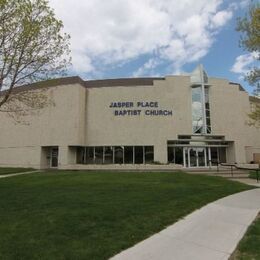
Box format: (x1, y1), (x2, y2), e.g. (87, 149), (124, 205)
(0, 0), (71, 120)
(237, 3), (260, 127)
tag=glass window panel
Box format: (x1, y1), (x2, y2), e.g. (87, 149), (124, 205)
(124, 146), (133, 164)
(210, 147), (219, 166)
(175, 148), (183, 165)
(192, 93), (201, 102)
(145, 146), (154, 163)
(168, 147), (174, 163)
(197, 148), (206, 167)
(76, 147), (84, 164)
(189, 148), (197, 167)
(86, 147), (94, 164)
(192, 101), (203, 113)
(192, 87), (201, 95)
(194, 126), (203, 134)
(104, 146), (113, 164)
(192, 87), (203, 134)
(192, 86), (211, 134)
(219, 148), (227, 163)
(134, 146), (143, 164)
(115, 146), (123, 164)
(94, 147), (103, 164)
(205, 93), (209, 103)
(205, 88), (211, 133)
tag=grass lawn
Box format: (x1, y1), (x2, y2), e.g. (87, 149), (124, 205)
(0, 171), (253, 260)
(231, 214), (260, 260)
(249, 170), (260, 181)
(0, 167), (35, 175)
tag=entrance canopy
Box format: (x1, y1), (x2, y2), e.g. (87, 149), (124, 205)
(167, 135), (233, 167)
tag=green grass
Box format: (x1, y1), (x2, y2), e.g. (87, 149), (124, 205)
(231, 214), (260, 260)
(0, 167), (35, 175)
(249, 170), (260, 181)
(0, 171), (253, 260)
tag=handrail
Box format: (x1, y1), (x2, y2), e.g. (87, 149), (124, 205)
(217, 162), (260, 182)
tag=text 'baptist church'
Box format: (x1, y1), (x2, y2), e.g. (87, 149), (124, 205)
(109, 101), (173, 116)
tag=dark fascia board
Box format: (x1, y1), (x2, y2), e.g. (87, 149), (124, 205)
(229, 82), (246, 92)
(0, 76), (165, 95)
(84, 77), (165, 88)
(0, 76), (85, 96)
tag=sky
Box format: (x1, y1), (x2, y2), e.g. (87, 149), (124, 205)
(48, 0), (258, 93)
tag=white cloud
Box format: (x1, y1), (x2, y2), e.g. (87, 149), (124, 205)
(211, 10), (233, 28)
(48, 0), (236, 76)
(133, 58), (161, 77)
(231, 52), (258, 79)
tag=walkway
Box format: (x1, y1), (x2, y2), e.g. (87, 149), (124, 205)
(231, 178), (260, 187)
(0, 170), (39, 178)
(111, 189), (260, 260)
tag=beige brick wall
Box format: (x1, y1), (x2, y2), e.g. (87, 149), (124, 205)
(0, 75), (259, 168)
(0, 83), (86, 168)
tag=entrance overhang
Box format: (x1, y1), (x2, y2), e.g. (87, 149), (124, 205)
(167, 135), (233, 168)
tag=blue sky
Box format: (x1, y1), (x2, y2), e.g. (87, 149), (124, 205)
(49, 0), (258, 94)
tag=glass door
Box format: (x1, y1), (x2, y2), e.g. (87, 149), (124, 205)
(197, 148), (207, 167)
(51, 148), (58, 168)
(189, 148), (197, 167)
(183, 147), (207, 167)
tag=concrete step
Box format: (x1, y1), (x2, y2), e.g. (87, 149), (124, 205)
(185, 169), (249, 174)
(187, 172), (249, 177)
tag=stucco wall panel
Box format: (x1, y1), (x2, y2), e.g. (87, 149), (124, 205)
(0, 84), (85, 148)
(0, 74), (259, 168)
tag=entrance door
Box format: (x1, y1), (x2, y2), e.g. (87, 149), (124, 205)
(189, 148), (197, 167)
(184, 147), (207, 167)
(51, 148), (59, 168)
(197, 148), (206, 167)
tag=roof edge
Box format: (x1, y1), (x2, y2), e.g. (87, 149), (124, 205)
(84, 77), (165, 88)
(1, 76), (166, 94)
(229, 82), (246, 92)
(0, 76), (85, 96)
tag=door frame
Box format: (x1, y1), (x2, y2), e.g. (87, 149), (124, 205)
(183, 147), (208, 168)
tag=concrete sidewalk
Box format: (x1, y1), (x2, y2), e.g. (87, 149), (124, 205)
(111, 189), (260, 260)
(231, 178), (260, 187)
(0, 170), (39, 178)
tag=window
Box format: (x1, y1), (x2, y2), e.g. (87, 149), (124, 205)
(192, 86), (211, 134)
(145, 146), (154, 163)
(124, 146), (134, 164)
(114, 146), (124, 164)
(76, 146), (154, 164)
(134, 146), (144, 164)
(205, 88), (211, 134)
(86, 147), (94, 164)
(192, 87), (203, 133)
(104, 147), (113, 164)
(94, 147), (103, 164)
(76, 147), (85, 164)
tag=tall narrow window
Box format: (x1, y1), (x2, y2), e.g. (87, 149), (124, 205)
(145, 146), (154, 163)
(124, 146), (134, 164)
(192, 86), (211, 134)
(191, 65), (211, 134)
(114, 146), (124, 164)
(205, 88), (211, 133)
(104, 147), (113, 164)
(192, 86), (203, 134)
